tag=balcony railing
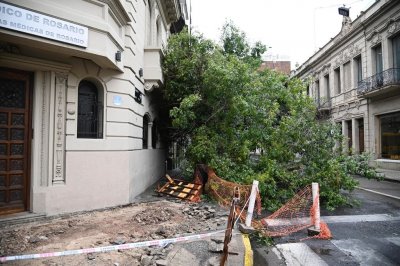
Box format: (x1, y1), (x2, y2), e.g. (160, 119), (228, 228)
(357, 68), (400, 95)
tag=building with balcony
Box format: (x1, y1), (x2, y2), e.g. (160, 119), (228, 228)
(294, 0), (400, 171)
(0, 0), (187, 216)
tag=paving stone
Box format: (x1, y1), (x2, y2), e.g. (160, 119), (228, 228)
(155, 259), (168, 266)
(140, 255), (153, 266)
(87, 253), (95, 260)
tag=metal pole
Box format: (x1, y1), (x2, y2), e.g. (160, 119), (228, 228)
(245, 180), (259, 227)
(312, 182), (321, 231)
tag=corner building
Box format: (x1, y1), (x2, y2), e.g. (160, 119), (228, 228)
(294, 0), (400, 171)
(0, 0), (186, 216)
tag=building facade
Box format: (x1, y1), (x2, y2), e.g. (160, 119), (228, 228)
(259, 61), (291, 75)
(294, 0), (400, 171)
(0, 0), (186, 216)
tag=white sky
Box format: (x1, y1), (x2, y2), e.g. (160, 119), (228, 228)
(190, 0), (376, 69)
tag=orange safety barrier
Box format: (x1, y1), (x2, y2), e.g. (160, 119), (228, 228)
(193, 165), (262, 220)
(194, 165), (331, 240)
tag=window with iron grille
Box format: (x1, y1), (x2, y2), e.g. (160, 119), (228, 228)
(77, 80), (103, 139)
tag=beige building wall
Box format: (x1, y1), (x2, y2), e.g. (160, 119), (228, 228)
(0, 0), (185, 216)
(294, 0), (400, 171)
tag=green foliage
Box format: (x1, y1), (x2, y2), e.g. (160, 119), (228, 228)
(250, 231), (274, 246)
(170, 93), (201, 129)
(162, 24), (378, 212)
(220, 21), (267, 68)
(341, 153), (381, 180)
(220, 20), (250, 59)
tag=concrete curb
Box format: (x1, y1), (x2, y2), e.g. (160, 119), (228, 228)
(242, 234), (253, 266)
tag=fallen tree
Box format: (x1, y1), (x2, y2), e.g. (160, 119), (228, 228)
(162, 23), (376, 211)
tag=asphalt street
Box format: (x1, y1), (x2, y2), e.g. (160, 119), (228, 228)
(253, 176), (400, 265)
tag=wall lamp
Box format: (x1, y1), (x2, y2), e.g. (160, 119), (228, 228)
(139, 68), (143, 77)
(115, 51), (121, 62)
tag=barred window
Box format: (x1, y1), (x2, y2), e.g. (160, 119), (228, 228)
(77, 80), (103, 139)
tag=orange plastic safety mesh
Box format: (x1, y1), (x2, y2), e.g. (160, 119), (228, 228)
(255, 185), (313, 237)
(193, 165), (331, 239)
(195, 165), (262, 219)
(255, 186), (331, 239)
(309, 193), (332, 240)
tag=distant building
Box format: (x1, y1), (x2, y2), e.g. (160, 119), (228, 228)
(0, 0), (186, 216)
(294, 0), (400, 171)
(259, 61), (291, 75)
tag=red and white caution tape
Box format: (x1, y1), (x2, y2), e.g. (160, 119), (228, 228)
(0, 230), (225, 262)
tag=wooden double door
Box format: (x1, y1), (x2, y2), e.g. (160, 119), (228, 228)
(0, 69), (32, 215)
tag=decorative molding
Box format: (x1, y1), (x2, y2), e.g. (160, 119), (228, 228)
(67, 108), (75, 115)
(144, 81), (160, 92)
(333, 52), (342, 69)
(52, 73), (67, 184)
(349, 44), (361, 57)
(387, 20), (400, 37)
(335, 16), (352, 43)
(40, 72), (50, 186)
(333, 44), (361, 68)
(341, 112), (351, 120)
(366, 30), (382, 47)
(371, 34), (382, 47)
(383, 15), (400, 36)
(355, 100), (361, 110)
(316, 63), (331, 76)
(0, 52), (71, 72)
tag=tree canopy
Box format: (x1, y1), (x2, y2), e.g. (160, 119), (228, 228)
(162, 22), (375, 211)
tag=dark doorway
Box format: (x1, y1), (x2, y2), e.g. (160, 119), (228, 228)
(358, 118), (364, 153)
(347, 120), (353, 154)
(0, 68), (32, 215)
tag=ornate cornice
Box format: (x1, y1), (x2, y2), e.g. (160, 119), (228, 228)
(333, 43), (361, 69)
(387, 17), (400, 37)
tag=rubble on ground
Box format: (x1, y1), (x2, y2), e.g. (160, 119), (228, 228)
(0, 200), (229, 266)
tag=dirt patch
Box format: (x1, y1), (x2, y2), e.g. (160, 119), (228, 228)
(0, 200), (229, 266)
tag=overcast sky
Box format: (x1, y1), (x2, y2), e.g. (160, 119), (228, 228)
(190, 0), (376, 69)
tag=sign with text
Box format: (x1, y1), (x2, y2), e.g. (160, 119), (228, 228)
(0, 2), (88, 47)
